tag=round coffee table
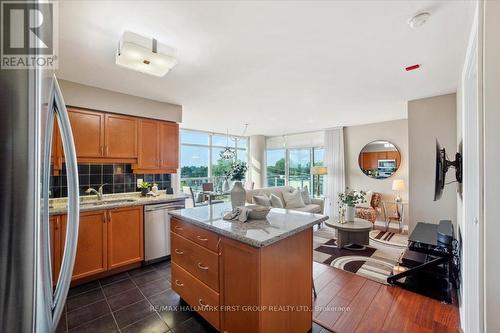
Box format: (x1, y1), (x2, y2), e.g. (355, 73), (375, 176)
(325, 217), (373, 250)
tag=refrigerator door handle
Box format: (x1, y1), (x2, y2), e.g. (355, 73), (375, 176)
(47, 75), (80, 328)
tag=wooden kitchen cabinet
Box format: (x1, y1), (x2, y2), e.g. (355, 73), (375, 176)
(104, 113), (138, 159)
(63, 210), (108, 280)
(50, 215), (63, 285)
(56, 206), (144, 282)
(51, 119), (63, 176)
(134, 119), (179, 174)
(107, 206), (144, 270)
(159, 121), (179, 171)
(66, 108), (138, 162)
(67, 108), (105, 159)
(136, 119), (160, 170)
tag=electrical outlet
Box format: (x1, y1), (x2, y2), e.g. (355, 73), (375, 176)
(137, 178), (143, 188)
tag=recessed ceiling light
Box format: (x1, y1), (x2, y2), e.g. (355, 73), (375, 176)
(408, 12), (431, 28)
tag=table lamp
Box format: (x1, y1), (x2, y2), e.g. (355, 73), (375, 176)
(392, 179), (405, 203)
(311, 166), (328, 197)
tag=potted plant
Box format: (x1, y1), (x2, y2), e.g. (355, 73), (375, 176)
(229, 161), (248, 209)
(139, 181), (151, 197)
(338, 188), (366, 222)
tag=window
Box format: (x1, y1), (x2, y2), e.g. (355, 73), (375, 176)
(180, 129), (248, 192)
(265, 146), (325, 195)
(288, 149), (311, 190)
(313, 147), (325, 196)
(266, 149), (286, 187)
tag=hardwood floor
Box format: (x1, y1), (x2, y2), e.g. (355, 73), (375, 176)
(312, 262), (461, 333)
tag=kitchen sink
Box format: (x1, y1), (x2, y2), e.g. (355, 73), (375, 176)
(81, 199), (137, 206)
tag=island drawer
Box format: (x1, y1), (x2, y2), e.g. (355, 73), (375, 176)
(171, 232), (219, 291)
(171, 218), (219, 252)
(171, 262), (220, 330)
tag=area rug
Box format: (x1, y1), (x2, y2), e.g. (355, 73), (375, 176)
(313, 226), (407, 284)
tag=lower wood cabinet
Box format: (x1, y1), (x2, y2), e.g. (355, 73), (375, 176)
(50, 215), (63, 284)
(107, 206), (144, 270)
(170, 217), (313, 333)
(53, 205), (144, 282)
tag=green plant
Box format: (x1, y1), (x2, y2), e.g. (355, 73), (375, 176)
(338, 188), (366, 207)
(230, 161), (248, 181)
(139, 181), (150, 189)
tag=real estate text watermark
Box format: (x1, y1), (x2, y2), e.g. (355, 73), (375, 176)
(1, 0), (58, 69)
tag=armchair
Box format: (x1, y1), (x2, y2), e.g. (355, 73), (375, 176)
(355, 192), (382, 223)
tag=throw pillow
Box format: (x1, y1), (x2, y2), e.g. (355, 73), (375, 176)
(253, 195), (271, 207)
(270, 194), (284, 208)
(282, 189), (306, 209)
(364, 191), (373, 206)
(300, 186), (312, 204)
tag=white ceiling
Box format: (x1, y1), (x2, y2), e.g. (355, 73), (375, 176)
(57, 0), (474, 136)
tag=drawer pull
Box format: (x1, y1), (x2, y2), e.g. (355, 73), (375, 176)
(197, 262), (209, 270)
(175, 280), (184, 287)
(174, 249), (184, 255)
(196, 235), (208, 241)
(198, 298), (207, 306)
(174, 226), (183, 231)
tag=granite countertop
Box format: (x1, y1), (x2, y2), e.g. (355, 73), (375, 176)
(169, 202), (329, 248)
(49, 191), (188, 215)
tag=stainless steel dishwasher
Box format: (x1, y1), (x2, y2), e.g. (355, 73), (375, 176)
(144, 200), (185, 263)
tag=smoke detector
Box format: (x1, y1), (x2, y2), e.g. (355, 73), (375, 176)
(408, 12), (431, 28)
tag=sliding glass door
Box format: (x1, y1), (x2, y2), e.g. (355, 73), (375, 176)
(288, 149), (311, 190)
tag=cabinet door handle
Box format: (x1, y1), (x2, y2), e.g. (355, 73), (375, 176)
(174, 249), (184, 255)
(105, 145), (109, 156)
(100, 145), (104, 156)
(198, 299), (207, 306)
(197, 262), (209, 270)
(175, 280), (184, 287)
(108, 211), (112, 224)
(196, 235), (208, 241)
(174, 226), (183, 231)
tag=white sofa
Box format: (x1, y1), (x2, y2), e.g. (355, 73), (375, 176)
(245, 186), (324, 214)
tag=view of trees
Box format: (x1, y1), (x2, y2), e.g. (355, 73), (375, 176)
(181, 165), (208, 178)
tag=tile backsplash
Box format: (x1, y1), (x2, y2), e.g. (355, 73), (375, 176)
(50, 163), (172, 198)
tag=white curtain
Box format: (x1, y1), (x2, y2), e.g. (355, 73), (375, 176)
(324, 127), (345, 218)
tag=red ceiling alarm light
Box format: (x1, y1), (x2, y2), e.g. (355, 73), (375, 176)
(405, 64), (421, 71)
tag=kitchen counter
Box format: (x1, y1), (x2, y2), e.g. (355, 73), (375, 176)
(169, 202), (328, 248)
(49, 191), (188, 215)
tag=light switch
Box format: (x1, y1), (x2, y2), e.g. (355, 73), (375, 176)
(137, 178), (143, 188)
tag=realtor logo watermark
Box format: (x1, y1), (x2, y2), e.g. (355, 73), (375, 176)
(1, 0), (58, 69)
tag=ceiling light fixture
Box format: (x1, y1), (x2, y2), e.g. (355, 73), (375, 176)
(116, 31), (177, 77)
(408, 12), (431, 29)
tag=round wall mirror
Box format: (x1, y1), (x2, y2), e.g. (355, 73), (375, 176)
(358, 140), (401, 179)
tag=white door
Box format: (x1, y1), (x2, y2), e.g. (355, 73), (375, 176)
(461, 4), (483, 332)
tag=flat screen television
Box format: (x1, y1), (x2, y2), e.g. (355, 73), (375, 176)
(434, 140), (462, 201)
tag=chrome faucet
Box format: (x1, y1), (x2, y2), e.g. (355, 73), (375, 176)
(85, 184), (108, 201)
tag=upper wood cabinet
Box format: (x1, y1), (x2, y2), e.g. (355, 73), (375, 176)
(137, 119), (160, 169)
(160, 121), (179, 171)
(50, 107), (178, 173)
(104, 114), (138, 159)
(67, 108), (105, 159)
(134, 119), (179, 174)
(66, 108), (138, 162)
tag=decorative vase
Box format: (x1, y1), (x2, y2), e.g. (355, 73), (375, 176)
(231, 181), (246, 210)
(346, 205), (355, 222)
(222, 179), (230, 192)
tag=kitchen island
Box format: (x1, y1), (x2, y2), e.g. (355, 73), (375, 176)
(169, 202), (328, 333)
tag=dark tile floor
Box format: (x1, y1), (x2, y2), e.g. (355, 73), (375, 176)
(56, 259), (331, 333)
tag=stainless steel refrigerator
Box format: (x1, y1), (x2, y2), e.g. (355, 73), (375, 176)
(0, 69), (81, 331)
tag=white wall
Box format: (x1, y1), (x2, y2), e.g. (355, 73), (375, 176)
(408, 94), (457, 232)
(59, 79), (182, 122)
(344, 119), (409, 221)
